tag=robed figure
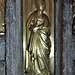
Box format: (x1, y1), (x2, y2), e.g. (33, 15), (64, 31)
(25, 0), (51, 74)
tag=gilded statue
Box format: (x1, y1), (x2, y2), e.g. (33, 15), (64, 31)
(25, 0), (51, 74)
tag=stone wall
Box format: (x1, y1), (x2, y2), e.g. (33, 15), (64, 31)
(72, 36), (75, 75)
(0, 36), (5, 75)
(5, 0), (23, 75)
(0, 0), (75, 75)
(62, 0), (73, 75)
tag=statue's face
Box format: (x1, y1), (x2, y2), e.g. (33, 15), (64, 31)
(36, 0), (45, 11)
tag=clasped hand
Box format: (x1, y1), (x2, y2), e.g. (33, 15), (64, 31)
(29, 25), (43, 32)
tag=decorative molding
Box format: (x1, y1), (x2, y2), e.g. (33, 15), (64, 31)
(0, 2), (5, 35)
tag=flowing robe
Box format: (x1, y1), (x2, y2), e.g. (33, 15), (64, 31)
(26, 11), (51, 75)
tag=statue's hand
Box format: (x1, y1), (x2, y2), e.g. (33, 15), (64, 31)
(33, 26), (43, 32)
(33, 27), (39, 32)
(29, 23), (43, 32)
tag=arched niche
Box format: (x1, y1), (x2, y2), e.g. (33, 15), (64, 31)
(23, 0), (54, 75)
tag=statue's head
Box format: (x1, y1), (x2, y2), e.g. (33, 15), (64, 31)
(35, 0), (46, 12)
